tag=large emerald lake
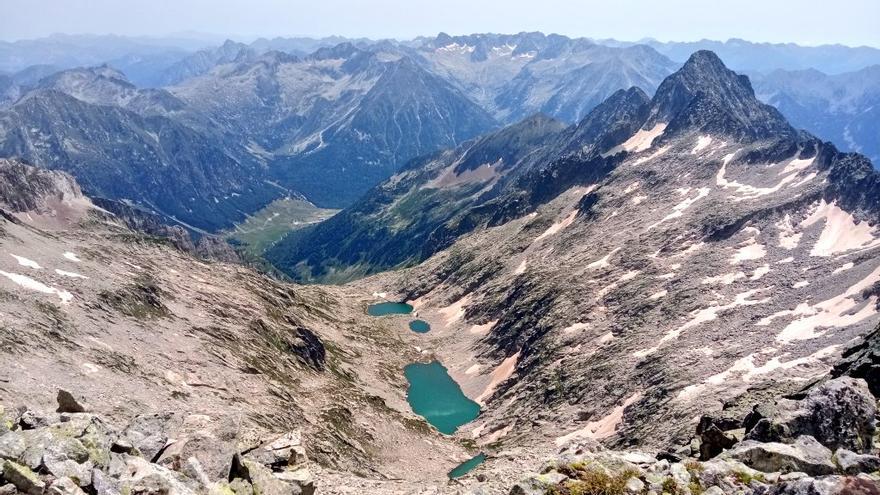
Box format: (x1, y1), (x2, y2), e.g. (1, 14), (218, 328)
(367, 301), (413, 316)
(403, 361), (480, 435)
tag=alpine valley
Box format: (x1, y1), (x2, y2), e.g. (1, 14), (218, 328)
(0, 29), (878, 495)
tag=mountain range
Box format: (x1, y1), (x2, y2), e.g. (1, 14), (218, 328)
(285, 50), (880, 472)
(0, 46), (879, 494)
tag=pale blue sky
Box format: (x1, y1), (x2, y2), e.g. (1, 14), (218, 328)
(2, 0), (878, 47)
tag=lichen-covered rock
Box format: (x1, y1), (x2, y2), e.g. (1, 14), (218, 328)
(724, 436), (836, 476)
(2, 460), (45, 495)
(47, 477), (87, 495)
(509, 471), (569, 495)
(109, 454), (198, 495)
(91, 468), (120, 495)
(120, 412), (175, 461)
(745, 377), (877, 453)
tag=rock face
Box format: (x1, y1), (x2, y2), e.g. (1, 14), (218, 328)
(831, 325), (880, 397)
(724, 436), (836, 476)
(171, 48), (498, 208)
(752, 66), (880, 165)
(0, 159), (84, 215)
(745, 377), (877, 453)
(0, 88), (282, 231)
(0, 405), (314, 495)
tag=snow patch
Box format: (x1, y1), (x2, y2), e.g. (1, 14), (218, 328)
(555, 392), (641, 445)
(703, 271), (746, 285)
(649, 290), (668, 300)
(587, 248), (621, 270)
(475, 352), (520, 405)
(692, 135), (713, 154)
(534, 209), (578, 243)
(10, 254), (41, 269)
(55, 269), (88, 279)
(0, 270), (73, 304)
(800, 200), (879, 257)
(832, 262), (855, 275)
(603, 123), (667, 157)
(470, 320), (497, 335)
(63, 252), (81, 262)
(762, 264), (880, 343)
(647, 187), (710, 230)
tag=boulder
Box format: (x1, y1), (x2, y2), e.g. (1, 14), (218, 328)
(243, 431), (307, 471)
(0, 484), (16, 495)
(47, 477), (86, 495)
(91, 468), (121, 495)
(233, 458), (313, 495)
(509, 471), (568, 495)
(624, 476), (644, 493)
(831, 326), (880, 397)
(724, 436), (836, 476)
(17, 410), (61, 431)
(156, 414), (239, 483)
(767, 474), (880, 494)
(56, 390), (89, 414)
(2, 460), (45, 495)
(833, 449), (880, 475)
(109, 453), (197, 495)
(0, 407), (16, 435)
(0, 426), (92, 470)
(120, 413), (175, 461)
(699, 424), (739, 460)
(745, 377), (876, 453)
(42, 454), (93, 487)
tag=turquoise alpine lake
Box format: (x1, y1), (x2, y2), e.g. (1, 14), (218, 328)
(448, 453), (487, 479)
(403, 361), (480, 435)
(408, 319), (431, 333)
(367, 302), (413, 316)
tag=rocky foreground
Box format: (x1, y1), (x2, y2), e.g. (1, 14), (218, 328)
(0, 390), (315, 495)
(1, 329), (878, 495)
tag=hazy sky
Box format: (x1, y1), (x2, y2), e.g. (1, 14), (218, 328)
(2, 0), (879, 47)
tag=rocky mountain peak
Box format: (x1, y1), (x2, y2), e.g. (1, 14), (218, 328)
(0, 158), (84, 214)
(649, 50), (796, 140)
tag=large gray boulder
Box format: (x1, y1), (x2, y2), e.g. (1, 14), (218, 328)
(723, 436), (836, 476)
(234, 458), (314, 495)
(745, 377), (876, 453)
(155, 414), (240, 483)
(109, 454), (197, 495)
(833, 449), (880, 475)
(2, 460), (45, 495)
(767, 474), (880, 494)
(119, 412), (176, 462)
(509, 471), (569, 495)
(243, 431), (307, 471)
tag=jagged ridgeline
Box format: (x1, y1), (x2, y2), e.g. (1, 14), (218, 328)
(266, 51), (880, 489)
(1, 37), (880, 495)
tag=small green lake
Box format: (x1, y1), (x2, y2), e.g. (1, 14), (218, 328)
(408, 319), (431, 333)
(403, 361), (480, 435)
(448, 453), (487, 479)
(367, 302), (413, 316)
